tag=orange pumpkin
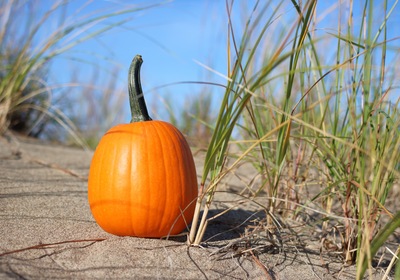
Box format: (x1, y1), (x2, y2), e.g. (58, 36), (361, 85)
(88, 55), (198, 237)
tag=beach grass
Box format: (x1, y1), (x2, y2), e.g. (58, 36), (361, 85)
(0, 0), (160, 146)
(188, 1), (399, 278)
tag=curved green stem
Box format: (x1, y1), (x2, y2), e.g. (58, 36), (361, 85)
(128, 54), (152, 122)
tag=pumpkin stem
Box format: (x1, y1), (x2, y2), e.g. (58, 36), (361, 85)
(128, 55), (152, 122)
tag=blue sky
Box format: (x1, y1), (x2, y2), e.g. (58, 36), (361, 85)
(29, 0), (400, 126)
(47, 0), (234, 120)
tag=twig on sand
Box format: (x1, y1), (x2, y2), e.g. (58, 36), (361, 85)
(0, 238), (106, 257)
(28, 157), (87, 180)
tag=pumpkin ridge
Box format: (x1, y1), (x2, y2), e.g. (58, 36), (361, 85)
(160, 121), (186, 235)
(165, 123), (187, 234)
(127, 126), (134, 235)
(154, 122), (170, 236)
(167, 122), (196, 214)
(142, 123), (152, 235)
(111, 135), (126, 234)
(110, 135), (123, 234)
(165, 121), (197, 234)
(175, 125), (189, 213)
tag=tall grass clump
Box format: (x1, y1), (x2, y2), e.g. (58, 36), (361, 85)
(189, 0), (399, 278)
(0, 0), (159, 143)
(189, 0), (304, 244)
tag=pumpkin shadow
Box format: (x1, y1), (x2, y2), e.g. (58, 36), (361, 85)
(166, 208), (267, 243)
(197, 208), (267, 242)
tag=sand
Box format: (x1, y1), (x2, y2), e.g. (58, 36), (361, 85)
(0, 133), (392, 279)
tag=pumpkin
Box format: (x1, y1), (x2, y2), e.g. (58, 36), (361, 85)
(88, 55), (198, 237)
